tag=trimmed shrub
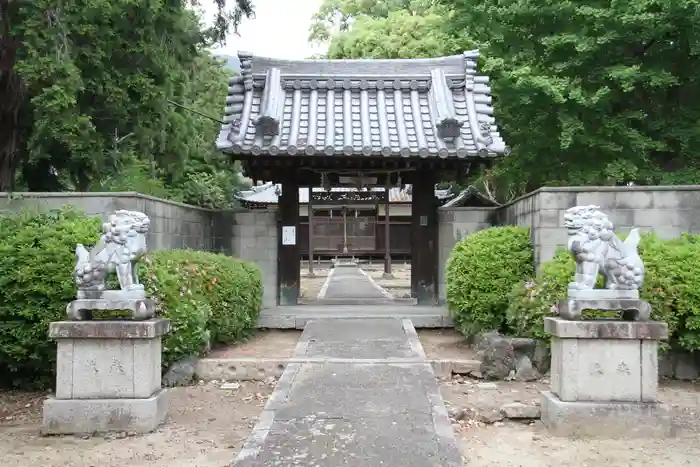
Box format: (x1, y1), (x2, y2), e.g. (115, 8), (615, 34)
(0, 209), (102, 389)
(506, 233), (700, 349)
(140, 249), (262, 367)
(445, 226), (534, 337)
(0, 208), (262, 389)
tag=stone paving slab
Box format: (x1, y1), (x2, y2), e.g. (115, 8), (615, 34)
(324, 266), (387, 300)
(300, 318), (408, 342)
(272, 363), (434, 419)
(299, 318), (415, 358)
(231, 318), (462, 467)
(237, 415), (459, 467)
(305, 340), (415, 358)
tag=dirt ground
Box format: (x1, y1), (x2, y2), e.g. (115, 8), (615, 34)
(299, 267), (329, 299)
(0, 380), (275, 467)
(441, 376), (700, 466)
(207, 330), (302, 359)
(361, 264), (411, 297)
(418, 328), (477, 361)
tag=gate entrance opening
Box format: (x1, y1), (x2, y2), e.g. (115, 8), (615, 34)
(216, 51), (509, 306)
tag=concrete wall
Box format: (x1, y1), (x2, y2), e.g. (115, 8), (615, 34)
(437, 207), (494, 303)
(0, 192), (224, 252)
(494, 186), (700, 268)
(229, 210), (278, 308)
(0, 192), (279, 308)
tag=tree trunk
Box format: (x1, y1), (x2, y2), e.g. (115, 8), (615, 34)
(0, 32), (25, 191)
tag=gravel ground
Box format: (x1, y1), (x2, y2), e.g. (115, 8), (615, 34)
(441, 376), (700, 466)
(0, 379), (276, 467)
(299, 268), (329, 299)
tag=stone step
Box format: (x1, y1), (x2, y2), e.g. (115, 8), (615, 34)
(195, 357), (480, 381)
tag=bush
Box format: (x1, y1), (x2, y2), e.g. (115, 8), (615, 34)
(506, 233), (700, 349)
(140, 249), (262, 368)
(445, 226), (534, 337)
(0, 208), (262, 389)
(0, 209), (102, 389)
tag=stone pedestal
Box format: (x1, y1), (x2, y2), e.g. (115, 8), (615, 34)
(540, 317), (672, 438)
(42, 319), (170, 435)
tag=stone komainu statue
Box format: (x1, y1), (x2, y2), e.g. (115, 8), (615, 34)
(73, 210), (151, 297)
(564, 205), (644, 292)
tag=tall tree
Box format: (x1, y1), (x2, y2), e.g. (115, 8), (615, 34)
(443, 0), (700, 194)
(0, 0), (253, 192)
(309, 0), (438, 45)
(325, 7), (463, 59)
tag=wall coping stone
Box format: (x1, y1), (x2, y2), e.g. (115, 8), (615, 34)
(498, 185), (700, 211)
(0, 191), (249, 214)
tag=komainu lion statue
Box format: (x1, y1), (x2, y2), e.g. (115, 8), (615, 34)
(563, 205), (644, 292)
(73, 210), (151, 297)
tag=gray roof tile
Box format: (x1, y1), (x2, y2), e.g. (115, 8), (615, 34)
(217, 51), (509, 158)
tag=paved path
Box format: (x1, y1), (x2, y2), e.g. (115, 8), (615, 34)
(324, 265), (388, 300)
(232, 318), (462, 466)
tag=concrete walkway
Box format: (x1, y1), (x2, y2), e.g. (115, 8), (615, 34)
(324, 264), (389, 300)
(232, 318), (462, 466)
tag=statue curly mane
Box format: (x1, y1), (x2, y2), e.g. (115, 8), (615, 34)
(564, 205), (644, 292)
(73, 210), (151, 296)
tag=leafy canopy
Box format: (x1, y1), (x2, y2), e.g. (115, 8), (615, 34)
(1, 0), (253, 207)
(311, 0), (700, 200)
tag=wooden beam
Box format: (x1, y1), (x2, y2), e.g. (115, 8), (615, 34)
(411, 172), (438, 305)
(384, 175), (393, 278)
(278, 172), (300, 306)
(307, 182), (315, 277)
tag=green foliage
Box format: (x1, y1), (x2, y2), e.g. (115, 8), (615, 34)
(506, 234), (700, 349)
(442, 0), (700, 196)
(2, 1), (253, 196)
(311, 0), (700, 197)
(0, 208), (262, 389)
(445, 226), (533, 336)
(0, 208), (102, 389)
(324, 7), (464, 60)
(140, 250), (262, 361)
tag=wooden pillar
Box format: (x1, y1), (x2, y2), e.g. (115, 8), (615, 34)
(278, 173), (300, 306)
(307, 183), (315, 277)
(342, 207), (348, 254)
(410, 174), (438, 305)
(383, 177), (393, 278)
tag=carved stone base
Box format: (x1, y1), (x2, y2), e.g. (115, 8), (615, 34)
(542, 317), (671, 438)
(558, 298), (651, 321)
(77, 288), (146, 300)
(42, 390), (168, 435)
(540, 390), (672, 438)
(42, 319), (170, 435)
(546, 317), (667, 402)
(567, 288), (639, 300)
(66, 297), (155, 321)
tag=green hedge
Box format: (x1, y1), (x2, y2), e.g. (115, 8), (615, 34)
(0, 208), (262, 389)
(445, 226), (534, 336)
(140, 249), (262, 367)
(506, 233), (700, 349)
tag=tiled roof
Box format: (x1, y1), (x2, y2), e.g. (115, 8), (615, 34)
(441, 185), (499, 207)
(236, 183), (453, 205)
(216, 51), (509, 158)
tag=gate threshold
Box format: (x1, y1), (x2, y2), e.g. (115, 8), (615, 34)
(257, 304), (453, 329)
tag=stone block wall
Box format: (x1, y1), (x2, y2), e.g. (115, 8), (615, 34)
(229, 210), (278, 308)
(494, 186), (700, 268)
(0, 192), (222, 252)
(0, 192), (279, 308)
(437, 207), (494, 303)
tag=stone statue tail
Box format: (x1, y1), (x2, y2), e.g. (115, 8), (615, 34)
(622, 228), (641, 254)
